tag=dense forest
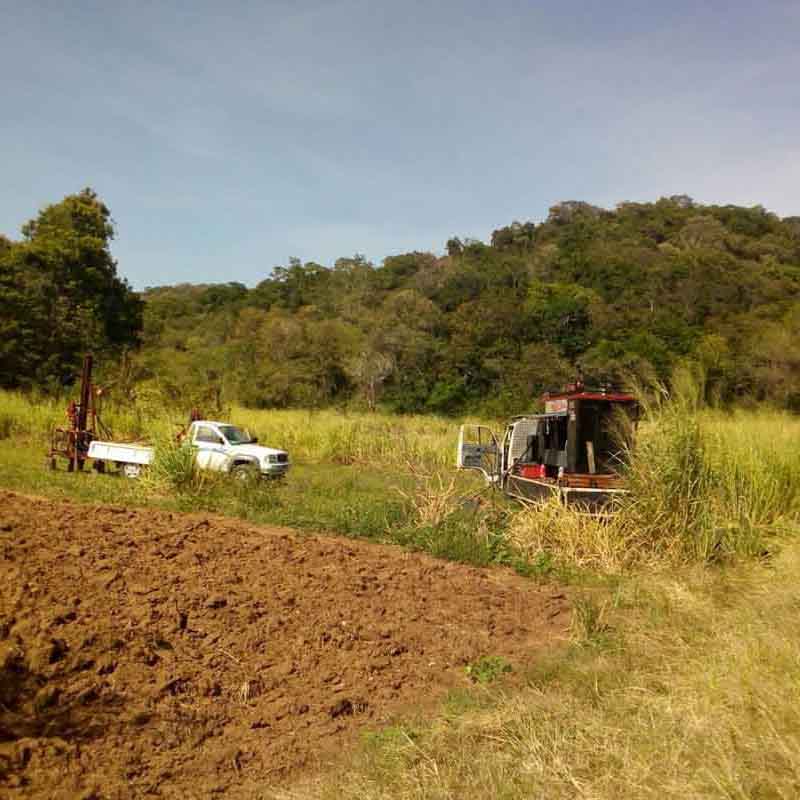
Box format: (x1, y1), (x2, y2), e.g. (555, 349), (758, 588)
(3, 191), (800, 415)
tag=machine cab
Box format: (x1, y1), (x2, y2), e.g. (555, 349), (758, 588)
(457, 383), (638, 507)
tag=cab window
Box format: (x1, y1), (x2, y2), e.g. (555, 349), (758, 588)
(194, 425), (223, 444)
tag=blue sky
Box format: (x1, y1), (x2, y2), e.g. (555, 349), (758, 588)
(2, 0), (798, 289)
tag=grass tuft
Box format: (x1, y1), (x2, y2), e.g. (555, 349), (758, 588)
(140, 436), (199, 492)
(465, 655), (513, 684)
(511, 378), (800, 571)
(569, 597), (611, 646)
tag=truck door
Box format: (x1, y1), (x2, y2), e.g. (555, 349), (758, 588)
(508, 419), (540, 468)
(457, 425), (501, 484)
(192, 424), (229, 471)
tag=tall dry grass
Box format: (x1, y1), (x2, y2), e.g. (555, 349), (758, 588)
(509, 373), (800, 570)
(228, 407), (458, 471)
(0, 389), (459, 472)
(0, 392), (63, 442)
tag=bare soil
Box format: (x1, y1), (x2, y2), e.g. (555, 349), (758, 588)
(0, 489), (568, 798)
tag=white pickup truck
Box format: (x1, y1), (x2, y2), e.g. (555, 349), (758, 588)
(87, 420), (290, 480)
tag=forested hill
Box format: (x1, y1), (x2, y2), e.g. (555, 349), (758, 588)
(140, 197), (800, 415)
(3, 191), (800, 415)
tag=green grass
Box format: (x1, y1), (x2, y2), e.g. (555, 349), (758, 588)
(0, 432), (529, 572)
(4, 385), (800, 572)
(464, 655), (513, 684)
(4, 385), (800, 573)
(0, 440), (399, 532)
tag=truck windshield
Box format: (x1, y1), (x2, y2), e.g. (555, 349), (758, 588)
(218, 425), (254, 445)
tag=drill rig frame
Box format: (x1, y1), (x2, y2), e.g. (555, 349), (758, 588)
(48, 354), (103, 472)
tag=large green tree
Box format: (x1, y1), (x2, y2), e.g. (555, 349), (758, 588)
(0, 189), (143, 389)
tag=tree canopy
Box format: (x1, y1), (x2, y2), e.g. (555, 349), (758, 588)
(3, 192), (800, 414)
(0, 189), (142, 389)
(137, 197), (800, 414)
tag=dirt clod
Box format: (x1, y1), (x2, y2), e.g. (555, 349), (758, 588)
(329, 698), (354, 718)
(31, 638), (68, 670)
(33, 686), (60, 712)
(0, 489), (569, 798)
(96, 659), (117, 676)
(50, 608), (77, 627)
(77, 685), (100, 705)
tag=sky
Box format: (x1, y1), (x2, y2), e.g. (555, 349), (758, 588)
(2, 0), (799, 289)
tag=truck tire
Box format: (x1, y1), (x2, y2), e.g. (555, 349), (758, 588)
(231, 463), (258, 483)
(121, 463), (143, 479)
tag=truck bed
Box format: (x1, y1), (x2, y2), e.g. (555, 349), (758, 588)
(88, 440), (153, 465)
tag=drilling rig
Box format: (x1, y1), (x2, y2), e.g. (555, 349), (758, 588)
(47, 354), (102, 472)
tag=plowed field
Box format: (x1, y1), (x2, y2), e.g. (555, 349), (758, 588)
(0, 490), (568, 798)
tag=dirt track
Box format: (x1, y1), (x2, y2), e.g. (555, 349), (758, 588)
(0, 489), (568, 798)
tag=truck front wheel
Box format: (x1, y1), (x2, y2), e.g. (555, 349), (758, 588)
(231, 463), (259, 483)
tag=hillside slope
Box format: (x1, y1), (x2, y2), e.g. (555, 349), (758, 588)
(139, 198), (800, 415)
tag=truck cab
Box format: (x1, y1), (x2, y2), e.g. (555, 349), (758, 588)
(188, 421), (290, 479)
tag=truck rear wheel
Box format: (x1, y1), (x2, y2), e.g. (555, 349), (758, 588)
(121, 463), (143, 479)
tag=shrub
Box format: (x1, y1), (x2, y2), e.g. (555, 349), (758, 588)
(141, 436), (198, 492)
(465, 655), (513, 684)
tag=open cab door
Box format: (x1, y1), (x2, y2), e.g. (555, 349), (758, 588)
(457, 425), (501, 484)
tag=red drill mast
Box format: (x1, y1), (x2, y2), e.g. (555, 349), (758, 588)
(48, 354), (98, 471)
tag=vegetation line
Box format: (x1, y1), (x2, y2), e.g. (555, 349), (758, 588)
(3, 191), (800, 417)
